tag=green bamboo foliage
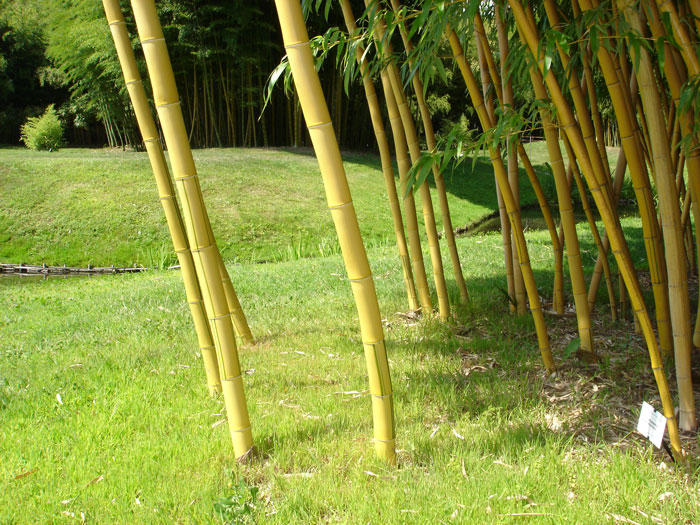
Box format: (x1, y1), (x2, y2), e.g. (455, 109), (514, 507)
(102, 0), (221, 396)
(339, 0), (419, 312)
(274, 0), (396, 462)
(130, 0), (254, 460)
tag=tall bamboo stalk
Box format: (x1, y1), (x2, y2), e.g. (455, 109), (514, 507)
(645, 0), (700, 348)
(102, 0), (222, 396)
(473, 10), (565, 314)
(367, 4), (450, 320)
(274, 0), (395, 462)
(577, 0), (673, 356)
(563, 134), (621, 320)
(538, 3), (613, 206)
(508, 0), (682, 457)
(390, 0), (469, 304)
(522, 43), (595, 359)
(447, 26), (555, 372)
(623, 0), (696, 431)
(130, 0), (253, 460)
(472, 18), (516, 311)
(380, 70), (434, 314)
(496, 3), (527, 315)
(339, 0), (418, 311)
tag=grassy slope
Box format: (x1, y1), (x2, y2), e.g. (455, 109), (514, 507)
(2, 226), (698, 523)
(0, 145), (547, 267)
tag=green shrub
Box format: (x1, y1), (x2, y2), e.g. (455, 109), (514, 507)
(20, 105), (64, 151)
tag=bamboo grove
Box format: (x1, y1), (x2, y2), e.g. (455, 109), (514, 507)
(96, 0), (700, 463)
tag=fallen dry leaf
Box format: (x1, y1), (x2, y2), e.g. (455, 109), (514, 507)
(86, 474), (104, 486)
(14, 468), (38, 480)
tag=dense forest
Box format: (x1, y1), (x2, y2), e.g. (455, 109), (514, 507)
(0, 0), (479, 150)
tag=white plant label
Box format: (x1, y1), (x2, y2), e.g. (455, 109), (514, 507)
(637, 402), (667, 449)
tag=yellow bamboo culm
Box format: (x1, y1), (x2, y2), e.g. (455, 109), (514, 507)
(380, 70), (433, 314)
(274, 0), (395, 462)
(645, 0), (700, 348)
(447, 26), (555, 372)
(213, 242), (255, 346)
(474, 10), (564, 313)
(130, 0), (253, 460)
(545, 0), (617, 320)
(578, 0), (672, 356)
(339, 0), (418, 312)
(508, 0), (682, 458)
(102, 0), (221, 396)
(473, 10), (565, 315)
(366, 1), (450, 320)
(390, 0), (469, 304)
(495, 4), (527, 315)
(472, 17), (516, 310)
(385, 62), (450, 320)
(620, 0), (696, 431)
(523, 53), (595, 359)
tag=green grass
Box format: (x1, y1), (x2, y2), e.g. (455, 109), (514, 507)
(2, 224), (699, 523)
(0, 144), (562, 267)
(3, 144), (696, 522)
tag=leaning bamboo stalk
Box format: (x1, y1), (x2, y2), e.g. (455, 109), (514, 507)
(689, 0), (700, 35)
(523, 45), (595, 359)
(620, 0), (696, 431)
(581, 42), (612, 181)
(566, 155), (614, 301)
(447, 26), (555, 372)
(578, 0), (673, 356)
(540, 0), (614, 203)
(339, 0), (418, 311)
(367, 6), (450, 320)
(508, 0), (682, 457)
(274, 0), (395, 462)
(379, 70), (434, 314)
(473, 19), (516, 311)
(561, 133), (619, 320)
(390, 0), (469, 304)
(130, 0), (253, 460)
(654, 0), (700, 77)
(473, 10), (564, 313)
(386, 64), (451, 319)
(496, 3), (527, 314)
(102, 0), (221, 396)
(213, 245), (254, 346)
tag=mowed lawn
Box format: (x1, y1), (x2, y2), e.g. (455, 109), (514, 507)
(3, 230), (700, 523)
(3, 145), (698, 522)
